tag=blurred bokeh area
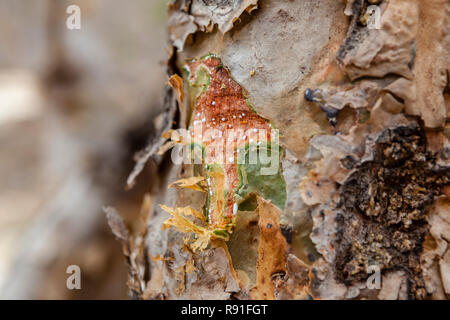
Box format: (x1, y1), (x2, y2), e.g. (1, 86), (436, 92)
(0, 0), (168, 299)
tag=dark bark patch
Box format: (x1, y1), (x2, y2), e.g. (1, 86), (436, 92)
(334, 124), (450, 299)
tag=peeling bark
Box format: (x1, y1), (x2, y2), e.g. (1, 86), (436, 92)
(118, 0), (450, 300)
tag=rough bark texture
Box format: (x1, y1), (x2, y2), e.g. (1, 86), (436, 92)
(114, 0), (450, 300)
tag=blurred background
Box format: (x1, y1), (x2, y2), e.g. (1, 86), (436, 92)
(0, 0), (168, 299)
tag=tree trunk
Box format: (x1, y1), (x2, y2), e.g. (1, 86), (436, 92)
(111, 0), (450, 300)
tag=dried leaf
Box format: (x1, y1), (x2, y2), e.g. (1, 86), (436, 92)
(168, 176), (206, 193)
(168, 74), (187, 127)
(168, 74), (184, 104)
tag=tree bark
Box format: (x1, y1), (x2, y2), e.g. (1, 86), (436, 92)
(112, 0), (450, 300)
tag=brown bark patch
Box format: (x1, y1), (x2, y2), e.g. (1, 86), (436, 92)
(250, 197), (287, 299)
(334, 124), (450, 299)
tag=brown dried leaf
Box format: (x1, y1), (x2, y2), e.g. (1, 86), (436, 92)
(168, 74), (184, 104)
(168, 74), (187, 127)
